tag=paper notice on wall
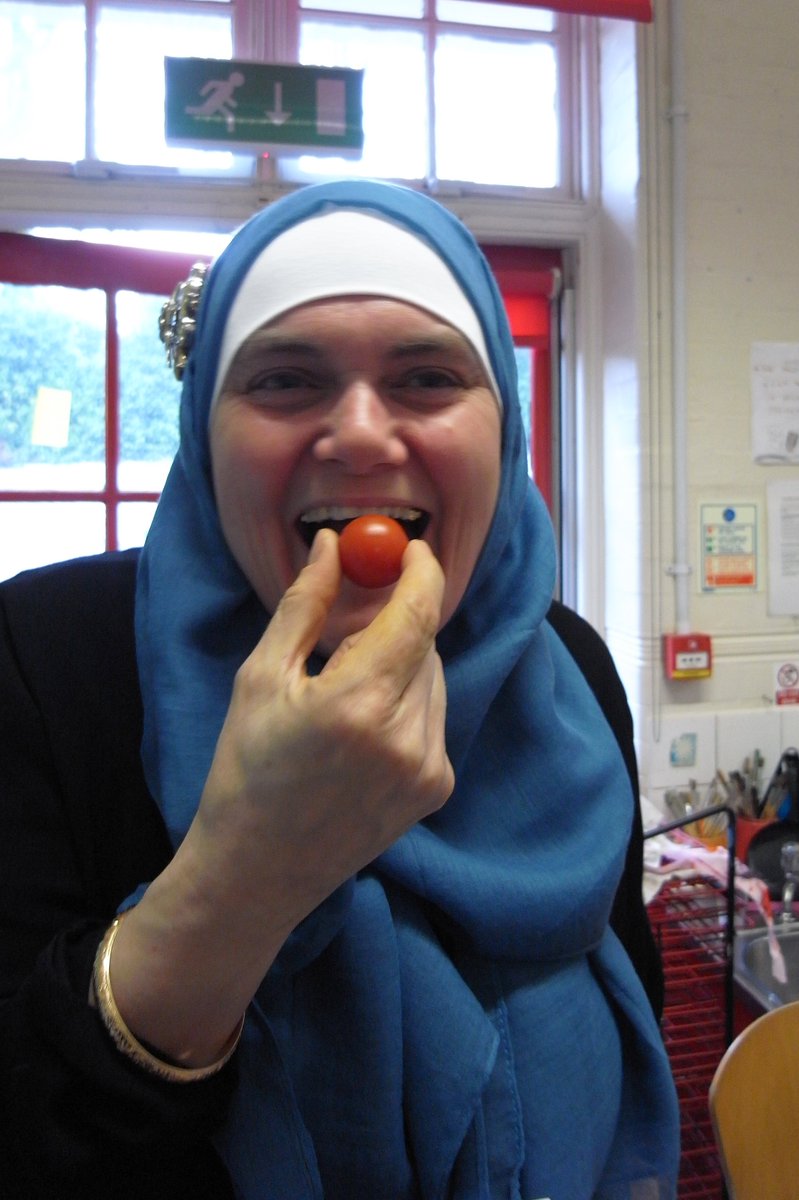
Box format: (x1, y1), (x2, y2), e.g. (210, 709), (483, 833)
(767, 478), (799, 616)
(30, 386), (71, 449)
(751, 342), (799, 464)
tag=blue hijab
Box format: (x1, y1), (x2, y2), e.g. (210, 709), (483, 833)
(136, 180), (679, 1200)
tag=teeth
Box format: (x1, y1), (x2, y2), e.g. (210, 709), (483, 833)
(300, 505), (423, 524)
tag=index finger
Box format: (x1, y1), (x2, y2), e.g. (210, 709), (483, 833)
(257, 528), (342, 676)
(329, 539), (445, 693)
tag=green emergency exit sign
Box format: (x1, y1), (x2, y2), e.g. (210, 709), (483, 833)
(165, 58), (364, 154)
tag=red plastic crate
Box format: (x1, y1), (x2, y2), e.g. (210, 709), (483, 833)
(648, 877), (732, 1199)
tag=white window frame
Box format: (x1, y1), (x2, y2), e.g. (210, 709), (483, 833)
(0, 1), (588, 211)
(277, 2), (577, 200)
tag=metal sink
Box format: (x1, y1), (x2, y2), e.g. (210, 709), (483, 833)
(734, 924), (799, 1011)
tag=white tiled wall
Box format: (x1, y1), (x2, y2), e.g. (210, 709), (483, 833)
(645, 706), (799, 817)
(781, 706), (799, 752)
(648, 712), (717, 795)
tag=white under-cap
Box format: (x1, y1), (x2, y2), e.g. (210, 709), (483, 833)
(211, 208), (500, 407)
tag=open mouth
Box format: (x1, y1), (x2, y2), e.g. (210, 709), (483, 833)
(297, 505), (430, 549)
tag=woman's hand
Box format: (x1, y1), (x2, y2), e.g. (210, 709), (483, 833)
(108, 530), (453, 1065)
(195, 527), (453, 920)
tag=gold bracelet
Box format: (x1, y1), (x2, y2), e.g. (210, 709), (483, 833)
(92, 912), (244, 1084)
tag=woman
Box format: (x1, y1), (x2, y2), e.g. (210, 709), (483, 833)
(0, 180), (679, 1198)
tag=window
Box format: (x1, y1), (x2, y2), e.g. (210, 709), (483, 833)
(0, 0), (246, 176)
(485, 244), (562, 512)
(292, 1), (566, 191)
(0, 1), (575, 195)
(0, 233), (205, 581)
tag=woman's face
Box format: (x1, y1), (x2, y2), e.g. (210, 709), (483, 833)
(210, 296), (501, 654)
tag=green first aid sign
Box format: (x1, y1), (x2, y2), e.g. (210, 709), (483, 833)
(165, 58), (364, 154)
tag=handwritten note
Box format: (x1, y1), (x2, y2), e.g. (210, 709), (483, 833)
(751, 342), (799, 464)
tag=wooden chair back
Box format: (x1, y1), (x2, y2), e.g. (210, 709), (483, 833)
(709, 998), (799, 1199)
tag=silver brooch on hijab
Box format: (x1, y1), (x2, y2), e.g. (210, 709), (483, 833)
(158, 262), (209, 380)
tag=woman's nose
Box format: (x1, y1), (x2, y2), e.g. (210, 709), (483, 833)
(313, 381), (407, 471)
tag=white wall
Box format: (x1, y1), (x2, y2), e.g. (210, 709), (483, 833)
(600, 0), (799, 812)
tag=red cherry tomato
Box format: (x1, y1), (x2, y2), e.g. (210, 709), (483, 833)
(338, 514), (410, 589)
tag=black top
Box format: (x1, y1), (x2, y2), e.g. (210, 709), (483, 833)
(0, 551), (661, 1199)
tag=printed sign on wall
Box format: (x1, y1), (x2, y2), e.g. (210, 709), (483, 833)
(701, 503), (758, 591)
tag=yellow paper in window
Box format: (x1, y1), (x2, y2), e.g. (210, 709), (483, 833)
(30, 386), (72, 449)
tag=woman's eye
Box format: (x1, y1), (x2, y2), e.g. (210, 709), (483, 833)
(388, 367), (468, 411)
(398, 368), (461, 391)
(248, 369), (312, 392)
(242, 370), (326, 409)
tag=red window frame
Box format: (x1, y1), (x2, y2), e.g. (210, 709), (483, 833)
(0, 231), (209, 550)
(483, 244), (562, 515)
(485, 0), (652, 20)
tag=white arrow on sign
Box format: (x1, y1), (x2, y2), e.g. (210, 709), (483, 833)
(266, 82), (291, 126)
